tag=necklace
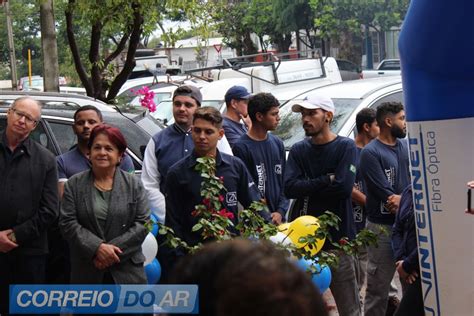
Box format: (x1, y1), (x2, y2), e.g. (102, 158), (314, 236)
(94, 180), (112, 192)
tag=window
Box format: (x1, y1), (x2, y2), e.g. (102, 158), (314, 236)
(47, 120), (77, 154)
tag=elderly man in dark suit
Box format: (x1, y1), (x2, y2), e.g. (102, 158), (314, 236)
(0, 97), (59, 314)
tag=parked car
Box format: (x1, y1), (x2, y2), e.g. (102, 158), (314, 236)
(0, 91), (164, 173)
(363, 59), (401, 79)
(273, 76), (403, 149)
(336, 59), (363, 81)
(377, 59), (401, 70)
(18, 76), (68, 91)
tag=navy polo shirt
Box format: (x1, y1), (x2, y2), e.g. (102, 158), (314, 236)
(57, 146), (134, 181)
(165, 150), (270, 246)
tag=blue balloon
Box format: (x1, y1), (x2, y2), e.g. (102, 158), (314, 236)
(296, 258), (332, 293)
(150, 214), (159, 236)
(145, 258), (161, 284)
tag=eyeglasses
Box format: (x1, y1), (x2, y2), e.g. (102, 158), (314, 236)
(10, 108), (38, 126)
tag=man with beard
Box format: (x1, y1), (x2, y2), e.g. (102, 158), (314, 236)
(284, 94), (360, 316)
(360, 102), (410, 316)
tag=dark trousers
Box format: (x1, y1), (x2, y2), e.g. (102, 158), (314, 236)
(394, 277), (425, 316)
(0, 252), (46, 315)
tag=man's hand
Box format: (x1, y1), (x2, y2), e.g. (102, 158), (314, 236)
(387, 194), (401, 213)
(95, 243), (122, 267)
(93, 257), (108, 270)
(0, 229), (18, 253)
(271, 212), (283, 225)
(396, 260), (418, 284)
(241, 114), (252, 130)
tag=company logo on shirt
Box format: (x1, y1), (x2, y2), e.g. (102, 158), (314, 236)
(274, 164), (282, 175)
(353, 205), (363, 222)
(350, 164), (356, 174)
(256, 163), (266, 195)
(384, 167), (395, 186)
(226, 192), (237, 206)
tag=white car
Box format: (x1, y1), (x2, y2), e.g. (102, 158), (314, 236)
(273, 76), (403, 148)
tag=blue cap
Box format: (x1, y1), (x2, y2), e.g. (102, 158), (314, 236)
(224, 86), (251, 103)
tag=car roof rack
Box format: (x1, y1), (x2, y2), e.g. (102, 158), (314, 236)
(184, 49), (329, 86)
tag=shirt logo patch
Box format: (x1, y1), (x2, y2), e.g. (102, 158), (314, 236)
(350, 164), (356, 174)
(226, 192), (237, 206)
(274, 164), (282, 175)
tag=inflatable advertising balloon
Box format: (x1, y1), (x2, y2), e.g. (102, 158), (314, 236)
(399, 0), (474, 314)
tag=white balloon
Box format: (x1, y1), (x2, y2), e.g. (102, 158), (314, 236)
(141, 233), (158, 265)
(269, 232), (293, 247)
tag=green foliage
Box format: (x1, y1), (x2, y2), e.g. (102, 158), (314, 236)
(0, 0), (42, 79)
(158, 155), (383, 271)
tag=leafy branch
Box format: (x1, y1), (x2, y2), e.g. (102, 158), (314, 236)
(158, 156), (383, 271)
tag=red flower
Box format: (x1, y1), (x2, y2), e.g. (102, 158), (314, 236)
(191, 210), (198, 217)
(218, 195), (224, 202)
(339, 238), (348, 246)
(219, 230), (225, 236)
(202, 198), (210, 207)
(217, 209), (234, 220)
(219, 176), (224, 182)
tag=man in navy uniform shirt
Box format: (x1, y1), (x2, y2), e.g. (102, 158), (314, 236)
(165, 107), (270, 251)
(222, 85), (252, 148)
(141, 85), (231, 223)
(284, 93), (360, 316)
(360, 102), (410, 316)
(57, 105), (134, 198)
(233, 93), (288, 225)
(352, 108), (379, 295)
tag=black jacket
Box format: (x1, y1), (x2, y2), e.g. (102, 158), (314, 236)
(0, 132), (59, 255)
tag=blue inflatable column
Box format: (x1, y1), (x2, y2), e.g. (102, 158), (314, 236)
(399, 1), (474, 315)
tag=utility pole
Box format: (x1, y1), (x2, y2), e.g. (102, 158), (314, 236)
(4, 0), (18, 90)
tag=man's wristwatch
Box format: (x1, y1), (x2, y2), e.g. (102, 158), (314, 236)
(8, 232), (17, 243)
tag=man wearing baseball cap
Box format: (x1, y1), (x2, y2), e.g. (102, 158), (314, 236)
(284, 93), (360, 316)
(223, 85), (252, 148)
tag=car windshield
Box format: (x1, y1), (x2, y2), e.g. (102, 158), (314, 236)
(23, 79), (43, 90)
(273, 98), (362, 149)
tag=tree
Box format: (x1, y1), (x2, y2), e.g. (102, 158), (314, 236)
(0, 0), (42, 80)
(40, 0), (60, 92)
(210, 0), (257, 56)
(63, 0), (161, 103)
(272, 0), (314, 52)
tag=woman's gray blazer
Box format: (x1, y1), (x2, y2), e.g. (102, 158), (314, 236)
(59, 169), (150, 284)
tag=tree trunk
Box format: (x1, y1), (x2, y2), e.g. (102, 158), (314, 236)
(40, 0), (59, 92)
(65, 0), (92, 96)
(242, 32), (257, 56)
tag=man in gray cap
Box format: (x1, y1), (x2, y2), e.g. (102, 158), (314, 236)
(284, 93), (360, 316)
(223, 85), (252, 148)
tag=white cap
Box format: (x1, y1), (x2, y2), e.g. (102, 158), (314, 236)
(291, 93), (335, 114)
